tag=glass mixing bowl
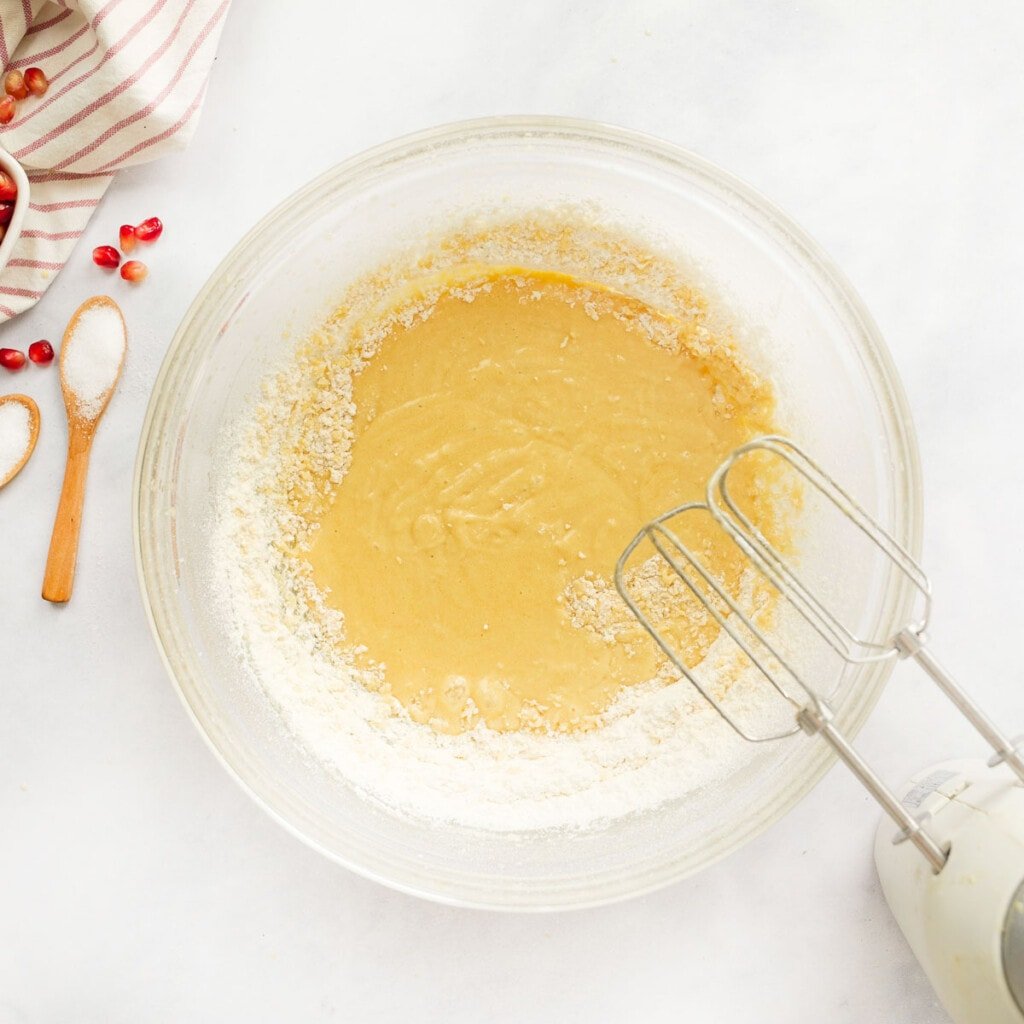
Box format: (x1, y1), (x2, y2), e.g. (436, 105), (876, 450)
(134, 117), (921, 909)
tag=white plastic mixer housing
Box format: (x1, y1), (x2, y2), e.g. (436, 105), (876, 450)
(876, 760), (1024, 1024)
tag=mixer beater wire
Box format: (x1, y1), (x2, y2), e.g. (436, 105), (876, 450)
(616, 436), (1024, 873)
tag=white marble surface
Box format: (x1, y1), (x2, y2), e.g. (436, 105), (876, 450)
(3, 2), (1023, 1021)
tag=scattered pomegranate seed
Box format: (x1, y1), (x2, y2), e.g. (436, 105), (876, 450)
(24, 67), (48, 97)
(0, 170), (16, 201)
(135, 216), (163, 242)
(28, 340), (54, 365)
(0, 95), (15, 125)
(92, 244), (121, 269)
(4, 70), (27, 100)
(0, 347), (26, 371)
(0, 202), (14, 227)
(119, 223), (137, 253)
(121, 259), (148, 283)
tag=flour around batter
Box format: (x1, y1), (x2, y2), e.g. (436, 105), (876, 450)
(210, 213), (792, 831)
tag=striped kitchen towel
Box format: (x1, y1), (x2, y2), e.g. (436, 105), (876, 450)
(0, 0), (230, 322)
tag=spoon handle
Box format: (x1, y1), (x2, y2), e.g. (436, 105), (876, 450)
(42, 425), (93, 604)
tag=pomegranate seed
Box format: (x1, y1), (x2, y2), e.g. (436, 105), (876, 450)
(24, 67), (48, 97)
(0, 202), (14, 227)
(134, 216), (163, 242)
(92, 244), (121, 269)
(4, 70), (27, 100)
(119, 223), (137, 253)
(28, 340), (54, 365)
(0, 347), (26, 371)
(120, 259), (148, 283)
(0, 95), (15, 125)
(0, 170), (16, 202)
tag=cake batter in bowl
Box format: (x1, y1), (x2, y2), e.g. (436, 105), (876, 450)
(134, 117), (921, 908)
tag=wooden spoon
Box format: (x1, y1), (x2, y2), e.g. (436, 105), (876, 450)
(42, 295), (127, 604)
(0, 393), (40, 488)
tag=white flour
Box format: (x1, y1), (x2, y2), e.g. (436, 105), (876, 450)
(62, 301), (126, 419)
(208, 217), (787, 833)
(212, 466), (773, 831)
(0, 399), (32, 482)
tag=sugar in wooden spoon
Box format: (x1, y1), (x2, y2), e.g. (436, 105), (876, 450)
(42, 295), (127, 603)
(0, 393), (39, 488)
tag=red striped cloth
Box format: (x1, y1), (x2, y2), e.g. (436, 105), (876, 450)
(0, 0), (230, 321)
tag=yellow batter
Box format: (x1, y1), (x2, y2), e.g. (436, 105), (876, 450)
(304, 270), (779, 734)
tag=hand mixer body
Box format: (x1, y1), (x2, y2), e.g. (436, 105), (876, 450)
(617, 437), (1024, 1022)
(875, 760), (1024, 1024)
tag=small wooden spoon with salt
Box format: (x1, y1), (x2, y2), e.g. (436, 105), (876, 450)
(0, 393), (40, 488)
(42, 295), (127, 604)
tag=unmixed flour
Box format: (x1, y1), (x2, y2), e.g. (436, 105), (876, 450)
(208, 213), (785, 832)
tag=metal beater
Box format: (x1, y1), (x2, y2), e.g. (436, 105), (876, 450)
(616, 435), (1024, 1024)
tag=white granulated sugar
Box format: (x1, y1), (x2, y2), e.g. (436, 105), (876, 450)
(0, 400), (31, 481)
(207, 216), (783, 833)
(62, 303), (126, 419)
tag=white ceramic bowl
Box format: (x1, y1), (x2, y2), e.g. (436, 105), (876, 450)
(0, 146), (30, 275)
(134, 117), (922, 909)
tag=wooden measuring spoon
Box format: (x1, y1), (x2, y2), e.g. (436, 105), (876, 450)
(0, 393), (40, 488)
(42, 295), (127, 604)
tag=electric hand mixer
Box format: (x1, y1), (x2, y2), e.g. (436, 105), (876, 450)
(616, 436), (1024, 1024)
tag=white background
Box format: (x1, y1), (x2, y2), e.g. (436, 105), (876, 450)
(3, 2), (1023, 1021)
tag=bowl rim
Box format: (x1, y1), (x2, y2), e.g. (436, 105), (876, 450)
(0, 145), (31, 276)
(133, 114), (923, 910)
